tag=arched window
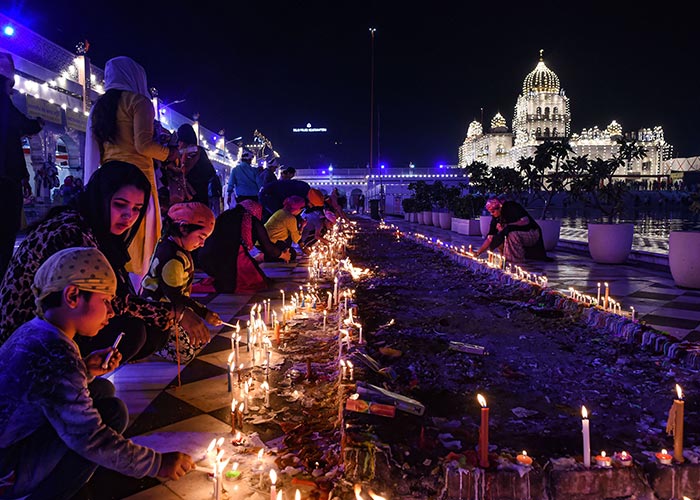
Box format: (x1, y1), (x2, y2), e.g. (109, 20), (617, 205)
(536, 127), (542, 136)
(544, 128), (550, 137)
(553, 107), (559, 116)
(552, 128), (558, 137)
(536, 106), (542, 116)
(544, 107), (550, 116)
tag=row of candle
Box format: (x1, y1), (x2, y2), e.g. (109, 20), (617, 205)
(476, 384), (686, 470)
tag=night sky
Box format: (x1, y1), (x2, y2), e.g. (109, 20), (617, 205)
(4, 1), (698, 169)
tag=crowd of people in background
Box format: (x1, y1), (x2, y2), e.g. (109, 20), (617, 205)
(0, 51), (352, 499)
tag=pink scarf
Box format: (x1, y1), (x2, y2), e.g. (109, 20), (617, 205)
(240, 200), (263, 250)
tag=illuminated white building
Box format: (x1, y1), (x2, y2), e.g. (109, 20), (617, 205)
(458, 52), (673, 177)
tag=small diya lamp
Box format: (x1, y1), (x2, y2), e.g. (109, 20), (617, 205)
(225, 462), (241, 481)
(614, 451), (633, 467)
(231, 431), (245, 446)
(516, 450), (533, 466)
(656, 449), (673, 465)
(594, 451), (612, 467)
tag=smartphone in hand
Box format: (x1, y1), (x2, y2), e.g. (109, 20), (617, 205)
(101, 332), (125, 369)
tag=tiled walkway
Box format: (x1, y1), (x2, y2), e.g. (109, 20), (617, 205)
(70, 215), (700, 499)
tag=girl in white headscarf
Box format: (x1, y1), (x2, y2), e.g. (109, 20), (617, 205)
(85, 56), (179, 280)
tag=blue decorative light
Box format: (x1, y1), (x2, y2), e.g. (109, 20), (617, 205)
(328, 165), (334, 171)
(439, 164), (444, 169)
(2, 25), (15, 37)
(321, 170), (326, 174)
(380, 164), (385, 169)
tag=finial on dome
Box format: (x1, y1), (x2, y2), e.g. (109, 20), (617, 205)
(539, 49), (544, 61)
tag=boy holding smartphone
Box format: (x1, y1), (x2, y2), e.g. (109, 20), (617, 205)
(0, 247), (194, 499)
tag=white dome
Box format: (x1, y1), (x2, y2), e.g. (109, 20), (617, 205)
(467, 120), (483, 138)
(523, 50), (560, 94)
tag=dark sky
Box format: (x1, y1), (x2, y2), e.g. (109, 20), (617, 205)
(4, 1), (698, 168)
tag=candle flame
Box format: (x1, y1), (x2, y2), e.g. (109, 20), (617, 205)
(600, 451), (607, 458)
(662, 448), (668, 455)
(522, 450), (528, 457)
(477, 393), (487, 407)
(269, 469), (277, 484)
(261, 381), (269, 391)
(676, 383), (683, 400)
(621, 451), (628, 459)
(216, 437), (224, 448)
(368, 490), (387, 500)
(258, 448), (264, 460)
(277, 492), (283, 500)
(231, 461), (239, 471)
(207, 438), (216, 452)
(231, 399), (237, 411)
(227, 352), (235, 364)
(238, 402), (244, 412)
(354, 483), (363, 500)
(581, 405), (588, 419)
(295, 489), (301, 500)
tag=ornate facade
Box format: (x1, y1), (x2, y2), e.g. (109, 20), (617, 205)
(458, 52), (673, 177)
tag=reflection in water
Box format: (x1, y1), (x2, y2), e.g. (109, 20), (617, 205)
(544, 206), (700, 253)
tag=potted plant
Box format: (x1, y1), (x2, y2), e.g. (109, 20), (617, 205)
(401, 197), (418, 222)
(569, 137), (647, 263)
(669, 192), (700, 288)
(519, 139), (577, 250)
(465, 161), (496, 237)
(450, 194), (485, 235)
(408, 180), (432, 225)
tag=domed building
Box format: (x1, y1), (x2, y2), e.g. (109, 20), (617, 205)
(458, 51), (673, 179)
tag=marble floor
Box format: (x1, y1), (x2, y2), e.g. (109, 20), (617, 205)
(71, 216), (699, 499)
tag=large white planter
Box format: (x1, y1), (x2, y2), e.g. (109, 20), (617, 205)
(431, 211), (441, 227)
(439, 212), (452, 229)
(536, 219), (562, 251)
(480, 215), (493, 238)
(587, 223), (634, 264)
(669, 231), (700, 289)
(422, 211), (433, 226)
(451, 217), (467, 233)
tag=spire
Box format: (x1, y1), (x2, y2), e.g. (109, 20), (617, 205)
(539, 49), (544, 62)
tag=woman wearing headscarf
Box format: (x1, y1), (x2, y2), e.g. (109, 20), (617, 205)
(197, 200), (290, 293)
(0, 161), (210, 362)
(85, 56), (179, 280)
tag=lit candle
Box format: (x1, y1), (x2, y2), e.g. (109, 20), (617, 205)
(225, 462), (241, 481)
(630, 306), (636, 322)
(667, 384), (685, 463)
(281, 289), (285, 308)
(347, 360), (354, 381)
(340, 359), (347, 382)
(334, 276), (339, 305)
(227, 352), (234, 392)
(614, 450), (633, 467)
(582, 406), (591, 468)
(597, 282), (601, 305)
(358, 323), (363, 344)
(327, 291), (332, 310)
(230, 399), (238, 434)
(269, 469), (277, 500)
(516, 450), (533, 466)
(323, 310), (327, 331)
(261, 380), (270, 407)
(656, 448), (672, 465)
(595, 451), (612, 467)
(477, 394), (489, 468)
(295, 489), (301, 500)
(604, 282), (609, 310)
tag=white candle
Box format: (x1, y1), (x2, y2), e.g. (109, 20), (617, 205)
(334, 276), (339, 305)
(281, 289), (285, 308)
(327, 291), (332, 310)
(269, 469), (277, 500)
(358, 324), (363, 344)
(323, 310), (327, 331)
(261, 380), (270, 407)
(631, 306), (636, 322)
(582, 405), (591, 468)
(597, 282), (601, 305)
(347, 360), (354, 381)
(340, 359), (347, 381)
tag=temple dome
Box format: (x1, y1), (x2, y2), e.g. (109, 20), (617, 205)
(523, 50), (560, 94)
(491, 112), (507, 132)
(467, 120), (483, 138)
(606, 120), (623, 138)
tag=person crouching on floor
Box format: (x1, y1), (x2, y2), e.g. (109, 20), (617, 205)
(475, 197), (548, 263)
(140, 202), (222, 363)
(0, 247), (195, 500)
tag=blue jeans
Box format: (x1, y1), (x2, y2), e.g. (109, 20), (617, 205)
(0, 378), (128, 500)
